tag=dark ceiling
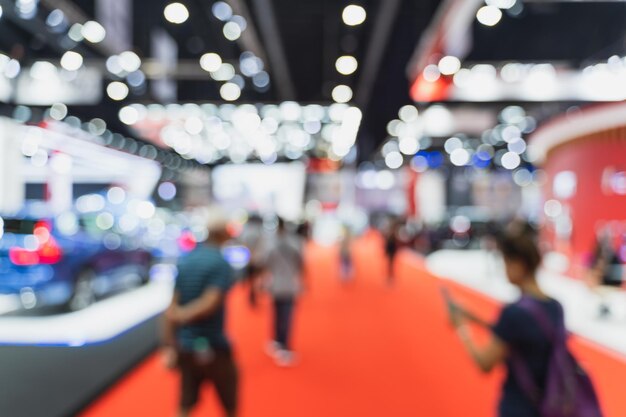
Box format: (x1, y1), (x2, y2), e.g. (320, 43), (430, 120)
(467, 1), (626, 64)
(0, 0), (625, 162)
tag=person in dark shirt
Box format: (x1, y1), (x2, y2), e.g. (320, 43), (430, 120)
(385, 219), (401, 285)
(446, 224), (563, 417)
(162, 212), (238, 417)
(587, 228), (624, 317)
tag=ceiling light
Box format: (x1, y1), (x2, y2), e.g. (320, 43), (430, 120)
(399, 137), (420, 155)
(423, 64), (441, 82)
(342, 5), (366, 26)
(507, 138), (526, 155)
(185, 117), (204, 135)
(332, 85), (353, 103)
(231, 15), (247, 32)
(16, 0), (37, 19)
(231, 74), (245, 89)
(335, 56), (358, 75)
(106, 55), (124, 75)
(240, 53), (263, 77)
(119, 51), (141, 73)
(501, 151), (521, 170)
(501, 63), (524, 83)
(385, 151), (403, 170)
(200, 53), (222, 72)
(60, 51), (83, 71)
(450, 148), (470, 166)
(30, 61), (57, 80)
(423, 105), (454, 136)
(502, 125), (521, 143)
(476, 6), (502, 27)
(107, 82), (129, 101)
(444, 137), (463, 154)
(164, 2), (189, 24)
(453, 68), (471, 88)
(119, 106), (140, 125)
(544, 200), (562, 218)
(253, 71), (270, 88)
(220, 82), (241, 101)
(82, 21), (106, 43)
(398, 105), (418, 122)
(49, 103), (68, 121)
(212, 1), (232, 21)
(223, 21), (242, 41)
(0, 5), (3, 20)
(386, 119), (401, 136)
(376, 170), (395, 190)
(127, 70), (146, 87)
(211, 63), (235, 81)
(46, 9), (65, 29)
(486, 0), (516, 10)
(4, 59), (21, 79)
(438, 56), (461, 75)
(68, 23), (84, 42)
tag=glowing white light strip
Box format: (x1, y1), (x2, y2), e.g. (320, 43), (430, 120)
(0, 281), (172, 346)
(528, 102), (626, 164)
(449, 65), (626, 103)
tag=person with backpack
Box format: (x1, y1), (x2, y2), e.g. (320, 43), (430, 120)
(445, 225), (603, 417)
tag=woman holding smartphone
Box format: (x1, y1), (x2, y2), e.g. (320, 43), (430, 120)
(446, 226), (562, 417)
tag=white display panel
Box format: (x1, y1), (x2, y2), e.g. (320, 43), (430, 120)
(15, 67), (102, 106)
(212, 162), (306, 221)
(0, 118), (25, 213)
(0, 76), (12, 102)
(0, 280), (172, 346)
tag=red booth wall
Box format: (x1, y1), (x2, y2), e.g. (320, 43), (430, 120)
(543, 134), (626, 273)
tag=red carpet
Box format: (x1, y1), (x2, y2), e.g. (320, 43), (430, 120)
(81, 233), (626, 417)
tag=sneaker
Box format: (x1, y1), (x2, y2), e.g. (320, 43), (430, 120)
(274, 349), (298, 367)
(265, 341), (281, 357)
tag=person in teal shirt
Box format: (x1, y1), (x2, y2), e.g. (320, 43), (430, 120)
(162, 212), (238, 417)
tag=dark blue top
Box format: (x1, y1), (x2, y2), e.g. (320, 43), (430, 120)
(175, 244), (235, 352)
(492, 297), (562, 417)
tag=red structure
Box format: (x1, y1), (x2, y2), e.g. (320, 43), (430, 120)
(530, 103), (626, 274)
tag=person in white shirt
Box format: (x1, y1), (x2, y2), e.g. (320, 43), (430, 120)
(264, 217), (304, 366)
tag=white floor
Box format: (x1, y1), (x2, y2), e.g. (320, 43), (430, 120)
(426, 250), (626, 357)
(0, 265), (175, 346)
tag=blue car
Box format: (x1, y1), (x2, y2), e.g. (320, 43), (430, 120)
(0, 210), (152, 312)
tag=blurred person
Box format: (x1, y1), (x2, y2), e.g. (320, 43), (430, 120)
(239, 214), (266, 308)
(296, 220), (311, 241)
(162, 211), (238, 417)
(384, 218), (401, 285)
(481, 220), (503, 278)
(444, 225), (602, 417)
(339, 224), (354, 281)
(265, 217), (304, 367)
(587, 227), (624, 318)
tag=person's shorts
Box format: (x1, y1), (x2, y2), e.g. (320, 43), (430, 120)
(178, 349), (238, 411)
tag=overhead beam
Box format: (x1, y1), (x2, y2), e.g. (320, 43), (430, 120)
(225, 0), (270, 68)
(354, 0), (403, 110)
(23, 58), (242, 81)
(0, 0), (70, 55)
(249, 0), (296, 100)
(406, 0), (482, 82)
(39, 0), (119, 57)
